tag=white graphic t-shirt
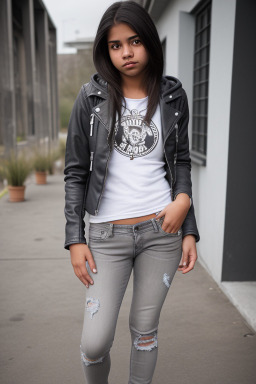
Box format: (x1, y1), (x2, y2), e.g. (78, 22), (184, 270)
(89, 96), (172, 223)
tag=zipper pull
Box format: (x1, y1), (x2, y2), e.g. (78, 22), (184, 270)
(175, 123), (178, 143)
(90, 114), (95, 136)
(90, 152), (94, 171)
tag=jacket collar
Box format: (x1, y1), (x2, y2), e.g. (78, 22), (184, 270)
(90, 73), (108, 99)
(89, 73), (183, 140)
(160, 75), (183, 104)
(159, 76), (183, 140)
(89, 73), (183, 101)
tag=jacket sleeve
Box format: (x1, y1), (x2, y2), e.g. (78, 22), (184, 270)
(173, 91), (200, 242)
(64, 86), (90, 250)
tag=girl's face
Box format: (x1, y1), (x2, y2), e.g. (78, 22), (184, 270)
(107, 23), (149, 81)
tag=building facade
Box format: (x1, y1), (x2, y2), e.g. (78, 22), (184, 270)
(0, 0), (59, 156)
(136, 0), (256, 328)
(58, 37), (95, 131)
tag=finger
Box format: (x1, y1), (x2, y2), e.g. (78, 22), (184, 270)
(168, 226), (180, 234)
(79, 275), (91, 288)
(182, 259), (196, 274)
(86, 251), (97, 274)
(177, 262), (188, 271)
(161, 219), (179, 233)
(177, 253), (189, 271)
(161, 220), (173, 232)
(82, 267), (94, 285)
(74, 270), (90, 287)
(155, 210), (165, 220)
(181, 250), (189, 267)
(75, 266), (94, 286)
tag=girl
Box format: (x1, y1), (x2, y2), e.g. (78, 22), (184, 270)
(64, 1), (200, 383)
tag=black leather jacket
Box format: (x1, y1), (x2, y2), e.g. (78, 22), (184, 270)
(64, 73), (200, 249)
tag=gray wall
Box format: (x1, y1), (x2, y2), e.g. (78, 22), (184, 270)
(222, 0), (256, 281)
(156, 0), (237, 283)
(0, 0), (59, 156)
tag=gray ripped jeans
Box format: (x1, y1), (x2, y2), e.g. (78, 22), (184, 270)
(80, 217), (182, 384)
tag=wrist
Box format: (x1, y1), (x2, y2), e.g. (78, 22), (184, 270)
(183, 234), (196, 242)
(174, 193), (191, 208)
(69, 243), (87, 250)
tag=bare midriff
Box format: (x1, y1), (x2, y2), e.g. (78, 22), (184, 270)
(108, 212), (157, 225)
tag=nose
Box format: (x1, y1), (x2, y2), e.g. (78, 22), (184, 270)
(122, 43), (134, 59)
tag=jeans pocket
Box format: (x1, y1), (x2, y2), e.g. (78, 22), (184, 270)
(157, 217), (182, 237)
(89, 225), (111, 241)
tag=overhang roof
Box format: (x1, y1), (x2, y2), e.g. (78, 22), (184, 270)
(64, 37), (94, 50)
(134, 0), (171, 22)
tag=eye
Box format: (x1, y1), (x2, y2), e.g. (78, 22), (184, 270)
(110, 43), (120, 50)
(132, 39), (141, 46)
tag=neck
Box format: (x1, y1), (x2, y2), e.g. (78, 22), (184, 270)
(121, 74), (147, 99)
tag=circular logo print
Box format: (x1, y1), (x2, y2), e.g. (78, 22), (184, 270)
(114, 109), (159, 158)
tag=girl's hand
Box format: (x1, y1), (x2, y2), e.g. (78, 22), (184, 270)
(155, 193), (190, 233)
(178, 235), (197, 274)
(69, 244), (97, 288)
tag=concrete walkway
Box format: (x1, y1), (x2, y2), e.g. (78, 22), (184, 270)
(0, 173), (255, 384)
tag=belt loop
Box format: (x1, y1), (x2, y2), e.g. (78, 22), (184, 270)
(151, 218), (159, 232)
(107, 223), (114, 237)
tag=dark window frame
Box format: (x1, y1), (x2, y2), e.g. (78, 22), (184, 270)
(190, 0), (212, 166)
(162, 37), (167, 76)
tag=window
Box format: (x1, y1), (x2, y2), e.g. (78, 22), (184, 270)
(191, 0), (211, 165)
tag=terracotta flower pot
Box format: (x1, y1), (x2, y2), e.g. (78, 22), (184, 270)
(8, 185), (26, 202)
(35, 171), (47, 185)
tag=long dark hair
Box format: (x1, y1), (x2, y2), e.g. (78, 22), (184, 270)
(93, 1), (163, 126)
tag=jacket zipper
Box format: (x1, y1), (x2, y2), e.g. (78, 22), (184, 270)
(163, 120), (179, 201)
(174, 123), (178, 165)
(90, 113), (95, 136)
(90, 152), (94, 171)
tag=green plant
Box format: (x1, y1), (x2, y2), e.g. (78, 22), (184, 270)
(0, 160), (4, 183)
(33, 153), (49, 172)
(60, 98), (73, 130)
(58, 138), (66, 159)
(16, 134), (26, 143)
(3, 153), (31, 186)
(47, 149), (60, 175)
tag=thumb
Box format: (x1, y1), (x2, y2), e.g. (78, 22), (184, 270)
(155, 209), (165, 220)
(85, 247), (97, 274)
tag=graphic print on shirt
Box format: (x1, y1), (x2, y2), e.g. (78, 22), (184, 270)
(114, 109), (159, 158)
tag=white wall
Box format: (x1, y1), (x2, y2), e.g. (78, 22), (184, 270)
(156, 0), (237, 283)
(156, 0), (198, 76)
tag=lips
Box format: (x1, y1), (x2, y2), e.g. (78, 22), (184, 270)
(123, 61), (137, 67)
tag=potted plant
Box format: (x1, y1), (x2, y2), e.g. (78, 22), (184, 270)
(33, 152), (49, 185)
(2, 153), (31, 202)
(47, 149), (60, 175)
(57, 138), (66, 172)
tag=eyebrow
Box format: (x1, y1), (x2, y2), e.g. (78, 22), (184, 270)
(108, 34), (139, 44)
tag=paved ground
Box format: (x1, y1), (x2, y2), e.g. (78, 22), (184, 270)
(0, 173), (256, 384)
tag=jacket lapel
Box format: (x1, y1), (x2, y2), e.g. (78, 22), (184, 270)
(92, 98), (111, 132)
(160, 97), (181, 143)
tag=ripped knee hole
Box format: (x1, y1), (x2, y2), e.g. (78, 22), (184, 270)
(134, 332), (158, 351)
(80, 346), (104, 366)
